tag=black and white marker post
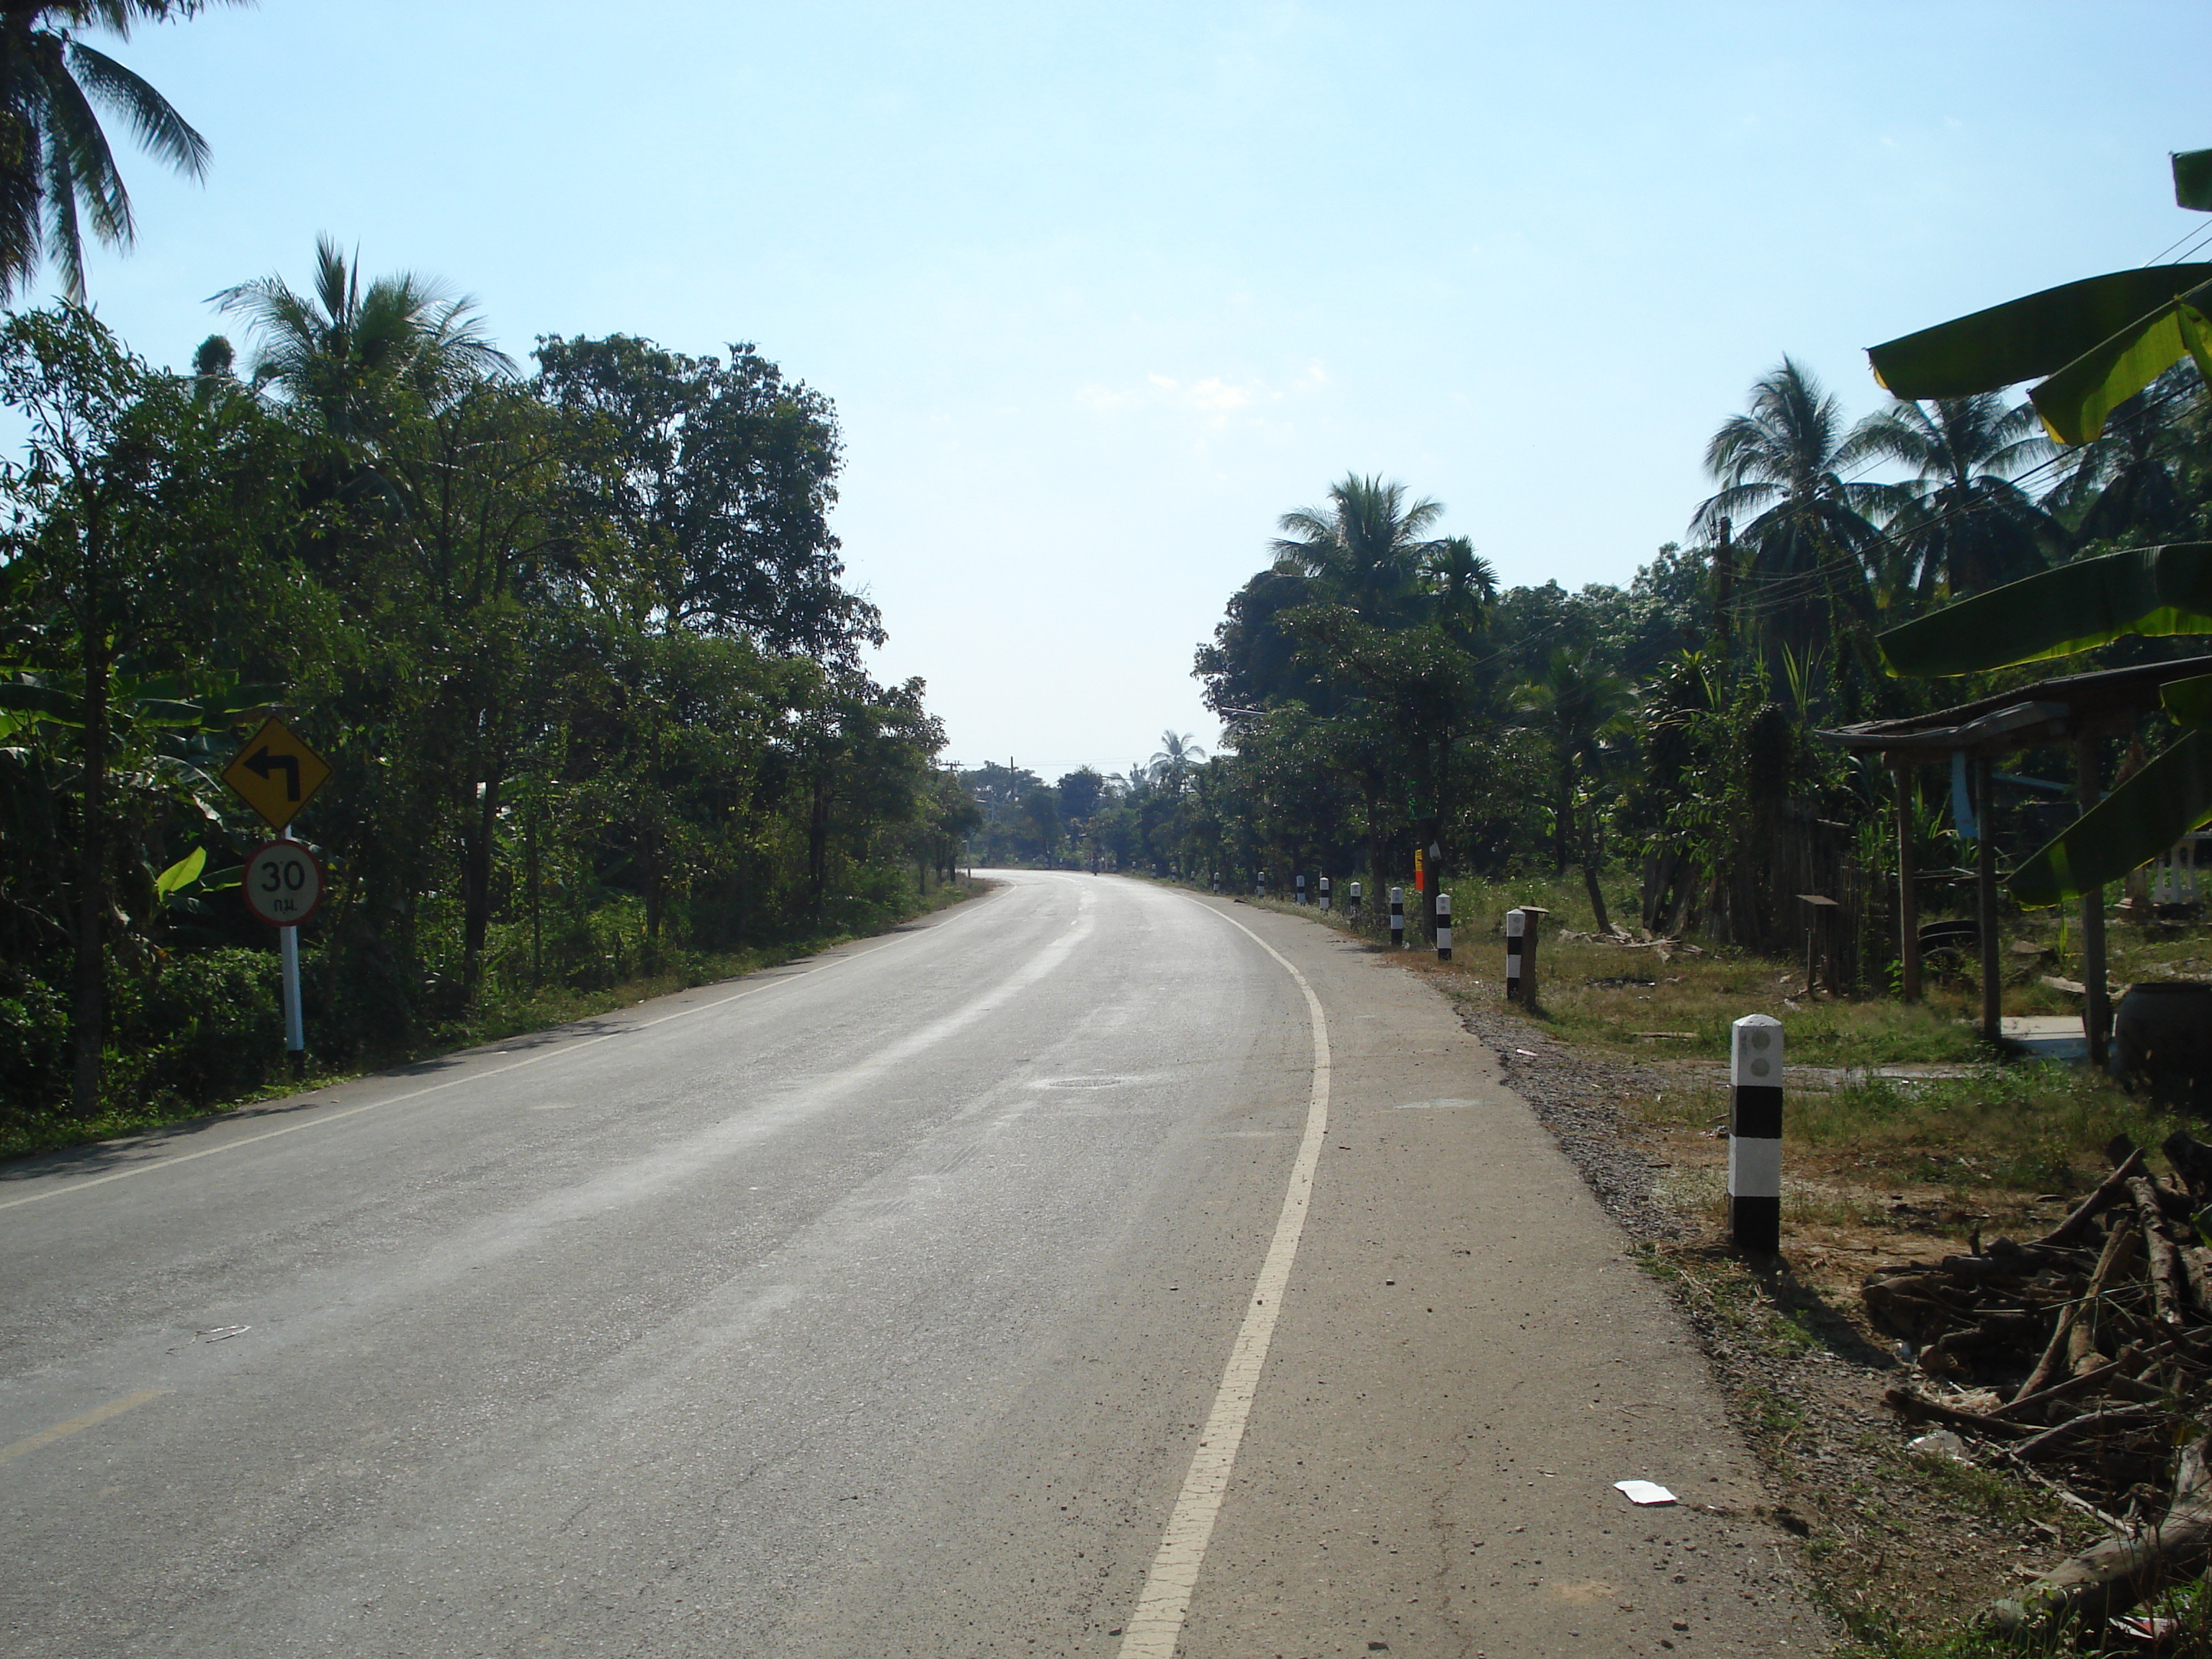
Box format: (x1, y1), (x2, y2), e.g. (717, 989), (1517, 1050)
(1390, 885), (1405, 948)
(1505, 907), (1527, 1002)
(1319, 875), (1331, 912)
(1211, 871), (1220, 894)
(1348, 881), (1362, 920)
(1730, 1014), (1784, 1255)
(1295, 873), (1307, 906)
(1435, 891), (1452, 961)
(1256, 871), (1266, 899)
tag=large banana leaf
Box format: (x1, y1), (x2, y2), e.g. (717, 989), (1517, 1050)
(2031, 295), (2212, 444)
(2167, 673), (2212, 728)
(1867, 264), (2212, 403)
(2010, 729), (2212, 906)
(1878, 544), (2212, 676)
(2176, 148), (2212, 211)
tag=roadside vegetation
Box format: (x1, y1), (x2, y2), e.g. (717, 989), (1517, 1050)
(0, 287), (979, 1140)
(0, 11), (980, 1147)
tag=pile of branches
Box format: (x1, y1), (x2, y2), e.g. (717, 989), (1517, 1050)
(1867, 1133), (2212, 1641)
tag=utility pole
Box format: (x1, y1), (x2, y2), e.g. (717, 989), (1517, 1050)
(1714, 516), (1735, 680)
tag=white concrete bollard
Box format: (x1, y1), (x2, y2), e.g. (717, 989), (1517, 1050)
(1730, 1015), (1784, 1254)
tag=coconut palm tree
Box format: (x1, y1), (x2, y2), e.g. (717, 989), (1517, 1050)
(1851, 392), (2064, 603)
(1691, 359), (1891, 654)
(0, 2), (240, 302)
(2042, 364), (2200, 546)
(212, 235), (512, 456)
(1272, 473), (1447, 624)
(1419, 534), (1496, 643)
(1148, 729), (1208, 793)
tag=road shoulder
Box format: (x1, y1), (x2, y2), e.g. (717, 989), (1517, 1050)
(1177, 898), (1830, 1658)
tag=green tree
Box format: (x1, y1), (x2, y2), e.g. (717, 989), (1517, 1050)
(534, 332), (877, 663)
(0, 1), (237, 301)
(1272, 472), (1446, 625)
(0, 304), (292, 1114)
(1147, 729), (1207, 793)
(214, 236), (512, 490)
(1851, 392), (2063, 603)
(1512, 647), (1635, 929)
(1692, 358), (1889, 667)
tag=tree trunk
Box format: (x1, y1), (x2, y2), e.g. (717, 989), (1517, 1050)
(1553, 761), (1573, 875)
(807, 773), (830, 917)
(461, 773), (500, 995)
(1581, 796), (1613, 935)
(71, 644), (109, 1119)
(526, 806), (541, 987)
(1583, 860), (1612, 935)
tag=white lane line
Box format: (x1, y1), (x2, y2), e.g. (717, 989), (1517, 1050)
(1117, 902), (1331, 1659)
(0, 923), (945, 1215)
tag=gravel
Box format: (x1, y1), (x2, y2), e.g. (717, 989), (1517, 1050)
(1449, 994), (1686, 1242)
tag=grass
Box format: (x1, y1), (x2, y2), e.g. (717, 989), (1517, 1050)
(0, 878), (977, 1164)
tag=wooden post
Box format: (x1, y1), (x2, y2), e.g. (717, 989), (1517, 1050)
(1798, 894), (1840, 995)
(1519, 906), (1550, 1009)
(1976, 757), (2002, 1050)
(2077, 737), (2110, 1069)
(1894, 766), (1921, 1003)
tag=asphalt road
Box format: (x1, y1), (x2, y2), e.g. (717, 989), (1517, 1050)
(0, 873), (1827, 1657)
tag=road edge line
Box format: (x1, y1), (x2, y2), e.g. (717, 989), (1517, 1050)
(1116, 901), (1331, 1659)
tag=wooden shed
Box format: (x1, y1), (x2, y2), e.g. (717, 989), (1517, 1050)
(1821, 653), (2212, 1057)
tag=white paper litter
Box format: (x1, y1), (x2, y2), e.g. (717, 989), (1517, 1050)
(1614, 1480), (1678, 1506)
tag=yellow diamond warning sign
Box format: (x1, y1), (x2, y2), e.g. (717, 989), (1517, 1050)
(222, 716), (331, 830)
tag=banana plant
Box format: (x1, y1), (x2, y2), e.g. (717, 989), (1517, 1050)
(1874, 544), (2212, 904)
(1865, 149), (2212, 904)
(1867, 150), (2212, 444)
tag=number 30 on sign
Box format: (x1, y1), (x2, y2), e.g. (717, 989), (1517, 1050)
(244, 841), (324, 927)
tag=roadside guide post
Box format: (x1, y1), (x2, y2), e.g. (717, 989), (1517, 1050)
(1211, 871), (1219, 894)
(1295, 872), (1307, 906)
(1435, 892), (1452, 961)
(1348, 881), (1362, 921)
(1256, 869), (1266, 899)
(1319, 874), (1331, 912)
(222, 716), (332, 1076)
(1730, 1015), (1785, 1255)
(1506, 907), (1526, 999)
(1389, 885), (1404, 948)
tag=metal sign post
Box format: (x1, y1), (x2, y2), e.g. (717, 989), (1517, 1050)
(228, 716), (331, 1078)
(278, 829), (306, 1059)
(243, 832), (323, 1071)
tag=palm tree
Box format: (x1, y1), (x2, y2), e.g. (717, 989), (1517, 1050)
(1148, 729), (1207, 793)
(2043, 364), (2200, 545)
(1851, 392), (2064, 603)
(1272, 473), (1447, 624)
(1419, 534), (1496, 643)
(1512, 647), (1636, 931)
(0, 2), (239, 301)
(213, 236), (513, 456)
(214, 242), (508, 438)
(1691, 359), (1891, 657)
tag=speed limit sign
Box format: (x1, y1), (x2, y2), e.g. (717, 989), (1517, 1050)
(243, 840), (324, 927)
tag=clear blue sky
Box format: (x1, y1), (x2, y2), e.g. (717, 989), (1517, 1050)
(63, 1), (2212, 781)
